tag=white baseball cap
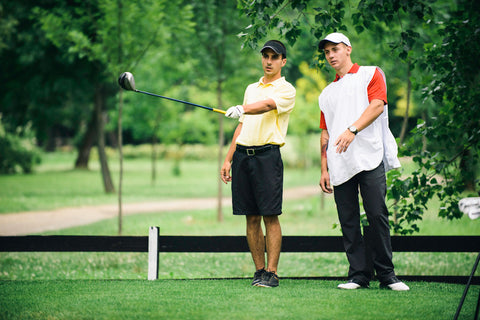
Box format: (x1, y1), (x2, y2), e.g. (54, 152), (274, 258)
(318, 32), (351, 50)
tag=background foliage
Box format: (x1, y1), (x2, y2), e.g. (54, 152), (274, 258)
(0, 0), (479, 234)
(237, 0), (480, 234)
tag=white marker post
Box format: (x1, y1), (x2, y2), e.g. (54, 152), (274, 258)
(148, 226), (159, 280)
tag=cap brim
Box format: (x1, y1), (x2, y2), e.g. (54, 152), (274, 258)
(318, 40), (350, 50)
(261, 45), (280, 54)
(318, 40), (329, 50)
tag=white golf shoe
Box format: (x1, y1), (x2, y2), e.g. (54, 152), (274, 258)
(337, 280), (369, 289)
(380, 277), (410, 291)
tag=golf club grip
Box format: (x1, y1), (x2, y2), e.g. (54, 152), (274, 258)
(136, 90), (225, 114)
(212, 108), (226, 114)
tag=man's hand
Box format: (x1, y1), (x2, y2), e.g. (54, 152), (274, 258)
(220, 161), (232, 184)
(319, 171), (333, 194)
(225, 105), (245, 119)
(334, 130), (355, 153)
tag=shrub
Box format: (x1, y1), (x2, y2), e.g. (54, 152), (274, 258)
(0, 117), (41, 174)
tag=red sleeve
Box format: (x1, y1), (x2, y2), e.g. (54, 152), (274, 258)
(319, 111), (327, 130)
(367, 67), (387, 104)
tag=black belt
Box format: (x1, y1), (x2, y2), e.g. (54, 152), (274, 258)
(236, 144), (279, 156)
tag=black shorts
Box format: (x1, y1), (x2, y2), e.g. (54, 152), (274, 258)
(231, 144), (283, 216)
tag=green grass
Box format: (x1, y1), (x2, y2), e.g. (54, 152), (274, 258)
(34, 195), (479, 237)
(1, 196), (478, 281)
(0, 156), (226, 213)
(0, 150), (319, 213)
(1, 150), (478, 236)
(0, 151), (478, 282)
(1, 149), (479, 319)
(1, 280), (479, 320)
(1, 250), (479, 281)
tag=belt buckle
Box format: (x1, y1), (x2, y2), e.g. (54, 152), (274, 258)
(246, 148), (255, 156)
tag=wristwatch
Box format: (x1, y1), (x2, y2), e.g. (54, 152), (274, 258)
(348, 125), (358, 135)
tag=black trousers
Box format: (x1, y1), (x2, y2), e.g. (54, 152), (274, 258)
(333, 162), (395, 284)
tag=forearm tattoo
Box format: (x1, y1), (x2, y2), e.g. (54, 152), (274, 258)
(321, 139), (328, 159)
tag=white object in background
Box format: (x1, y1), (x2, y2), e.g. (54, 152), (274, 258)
(148, 226), (159, 280)
(458, 197), (480, 220)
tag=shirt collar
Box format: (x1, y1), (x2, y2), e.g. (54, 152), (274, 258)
(334, 63), (360, 82)
(259, 76), (285, 86)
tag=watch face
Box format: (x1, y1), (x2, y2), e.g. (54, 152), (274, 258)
(349, 126), (357, 134)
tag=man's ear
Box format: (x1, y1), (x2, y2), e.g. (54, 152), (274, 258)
(346, 46), (352, 56)
(282, 58), (287, 67)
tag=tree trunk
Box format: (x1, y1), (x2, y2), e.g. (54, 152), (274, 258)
(95, 83), (115, 194)
(422, 111), (427, 152)
(117, 0), (124, 235)
(45, 127), (57, 152)
(216, 80), (224, 223)
(399, 61), (411, 144)
(74, 107), (97, 169)
(118, 89), (124, 235)
(460, 148), (476, 191)
(151, 122), (159, 185)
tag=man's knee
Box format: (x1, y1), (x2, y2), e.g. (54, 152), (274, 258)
(246, 215), (262, 226)
(262, 215), (280, 227)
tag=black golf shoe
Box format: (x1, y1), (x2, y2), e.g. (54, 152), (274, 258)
(251, 268), (266, 286)
(256, 271), (279, 287)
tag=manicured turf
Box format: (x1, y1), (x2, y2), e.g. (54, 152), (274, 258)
(1, 151), (479, 319)
(1, 279), (479, 320)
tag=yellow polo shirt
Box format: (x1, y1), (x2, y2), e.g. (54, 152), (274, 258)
(236, 76), (296, 147)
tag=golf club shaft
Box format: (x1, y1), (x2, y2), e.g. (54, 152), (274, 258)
(136, 90), (226, 114)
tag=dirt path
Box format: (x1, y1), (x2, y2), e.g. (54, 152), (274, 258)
(0, 185), (321, 236)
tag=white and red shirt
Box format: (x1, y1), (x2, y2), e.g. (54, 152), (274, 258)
(319, 63), (400, 186)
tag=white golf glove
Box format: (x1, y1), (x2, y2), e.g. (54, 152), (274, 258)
(225, 105), (244, 119)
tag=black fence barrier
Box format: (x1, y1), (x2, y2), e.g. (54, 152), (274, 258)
(0, 235), (147, 252)
(1, 235), (479, 253)
(1, 234), (479, 284)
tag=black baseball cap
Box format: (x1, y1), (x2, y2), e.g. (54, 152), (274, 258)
(260, 40), (287, 58)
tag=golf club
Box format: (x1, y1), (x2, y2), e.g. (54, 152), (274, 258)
(118, 72), (226, 114)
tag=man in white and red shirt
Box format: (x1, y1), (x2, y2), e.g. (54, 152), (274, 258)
(318, 33), (409, 291)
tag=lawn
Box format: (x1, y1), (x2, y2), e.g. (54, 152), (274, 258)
(0, 149), (479, 319)
(0, 150), (320, 213)
(1, 279), (478, 320)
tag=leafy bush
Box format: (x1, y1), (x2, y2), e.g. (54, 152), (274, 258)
(0, 117), (41, 174)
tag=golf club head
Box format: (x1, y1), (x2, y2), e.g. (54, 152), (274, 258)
(118, 72), (136, 91)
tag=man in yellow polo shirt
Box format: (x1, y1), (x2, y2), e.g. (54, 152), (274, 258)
(221, 40), (296, 287)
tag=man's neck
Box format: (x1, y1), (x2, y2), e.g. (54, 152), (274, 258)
(263, 74), (281, 84)
(336, 62), (354, 78)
